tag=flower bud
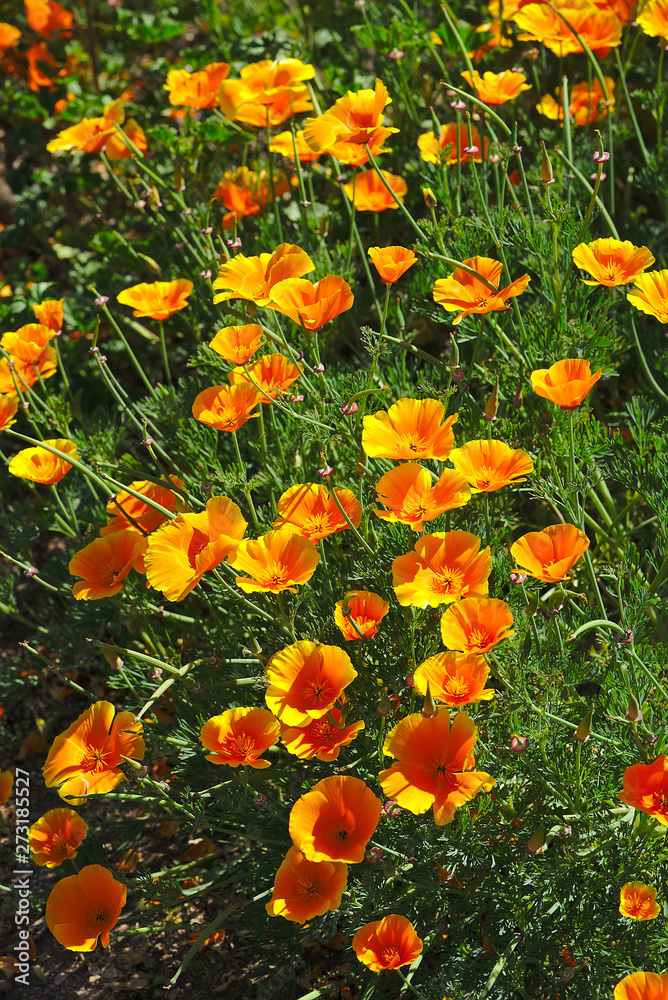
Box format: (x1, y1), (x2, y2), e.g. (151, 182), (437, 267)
(540, 140), (554, 185)
(574, 703), (593, 743)
(422, 186), (437, 209)
(524, 593), (539, 617)
(377, 689), (393, 716)
(483, 380), (499, 423)
(422, 681), (438, 718)
(525, 825), (545, 855)
(625, 689), (642, 722)
(510, 734), (529, 754)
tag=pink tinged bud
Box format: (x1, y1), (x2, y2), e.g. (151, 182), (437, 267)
(510, 572), (527, 586)
(450, 100), (466, 111)
(227, 237), (242, 248)
(149, 667), (163, 680)
(291, 394), (304, 403)
(573, 704), (593, 743)
(313, 363), (325, 374)
(489, 154), (501, 164)
(341, 401), (358, 415)
(366, 846), (384, 863)
(200, 227), (213, 235)
(593, 151), (610, 163)
(134, 200), (146, 209)
(406, 673), (414, 689)
(389, 48), (405, 59)
(591, 172), (606, 181)
(510, 734), (529, 753)
(199, 269), (212, 280)
(254, 793), (267, 806)
(451, 366), (465, 382)
(174, 242), (185, 249)
(560, 968), (576, 982)
(383, 799), (402, 817)
(615, 628), (634, 645)
(24, 567), (37, 578)
(463, 145), (479, 155)
(94, 295), (109, 306)
(318, 465), (334, 477)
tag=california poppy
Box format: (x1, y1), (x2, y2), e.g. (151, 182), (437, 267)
(0, 394), (18, 431)
(0, 348), (57, 392)
(267, 275), (354, 331)
(42, 700), (144, 799)
(281, 704), (365, 761)
(8, 437), (77, 485)
(0, 23), (21, 51)
(344, 169), (407, 212)
(164, 62), (231, 109)
(104, 120), (148, 161)
(513, 0), (622, 57)
(265, 640), (357, 726)
(229, 528), (320, 594)
(530, 359), (602, 408)
(627, 270), (668, 324)
(191, 383), (261, 432)
(433, 256), (530, 325)
(0, 769), (13, 803)
(448, 439), (534, 493)
(334, 590), (390, 641)
(145, 495), (247, 602)
(46, 865), (126, 951)
(29, 808), (88, 867)
(363, 398), (459, 460)
(392, 531), (492, 608)
(273, 483), (362, 541)
(614, 972), (668, 1000)
(439, 597), (515, 653)
(289, 775), (382, 863)
(510, 523), (589, 583)
(367, 246), (417, 284)
(374, 462), (471, 531)
(461, 69), (531, 105)
(213, 166), (290, 230)
(637, 0), (668, 40)
(47, 99), (125, 154)
(117, 279), (193, 320)
(219, 58), (315, 128)
(25, 0), (73, 37)
(200, 707), (280, 768)
(265, 846), (348, 923)
(229, 352), (301, 401)
(352, 914), (423, 972)
(32, 297), (64, 332)
(572, 239), (654, 287)
(417, 122), (486, 165)
(102, 475), (185, 536)
(69, 531), (147, 600)
(1, 322), (55, 364)
(379, 710), (494, 825)
(208, 323), (265, 365)
(303, 78), (399, 158)
(619, 755), (668, 826)
(619, 882), (661, 921)
(413, 651), (494, 707)
(537, 77), (615, 126)
(269, 129), (323, 163)
(212, 243), (314, 306)
(26, 40), (58, 91)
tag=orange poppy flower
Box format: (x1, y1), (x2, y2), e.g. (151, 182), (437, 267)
(417, 122), (487, 166)
(289, 775), (382, 863)
(267, 275), (354, 331)
(116, 279), (193, 320)
(352, 914), (423, 972)
(0, 394), (18, 431)
(0, 769), (13, 803)
(199, 707), (280, 768)
(28, 808), (88, 868)
(619, 882), (661, 921)
(413, 652), (494, 707)
(0, 350), (56, 394)
(281, 704), (365, 761)
(192, 382), (261, 432)
(0, 24), (20, 51)
(344, 169), (407, 212)
(42, 700), (144, 799)
(25, 0), (73, 37)
(303, 78), (399, 158)
(614, 972), (668, 1000)
(461, 69), (532, 105)
(363, 398), (459, 461)
(103, 119), (148, 161)
(269, 129), (323, 163)
(619, 755), (668, 826)
(265, 640), (356, 726)
(213, 166), (290, 230)
(637, 0), (668, 40)
(572, 239), (654, 287)
(273, 483), (362, 542)
(219, 58), (315, 128)
(439, 597), (515, 653)
(25, 39), (57, 91)
(374, 462), (471, 531)
(8, 437), (77, 484)
(531, 359), (602, 408)
(510, 523), (589, 583)
(392, 531), (492, 608)
(448, 439), (534, 493)
(32, 297), (64, 332)
(433, 256), (530, 325)
(208, 323), (264, 365)
(334, 590), (390, 641)
(229, 527), (320, 594)
(1, 322), (55, 364)
(367, 246), (417, 284)
(537, 77), (615, 126)
(69, 530), (148, 600)
(379, 710), (494, 825)
(513, 0), (623, 57)
(212, 243), (314, 306)
(164, 62), (231, 109)
(46, 865), (126, 951)
(228, 352), (301, 401)
(144, 495), (247, 602)
(102, 475), (185, 536)
(47, 99), (126, 154)
(627, 270), (668, 323)
(266, 846), (348, 923)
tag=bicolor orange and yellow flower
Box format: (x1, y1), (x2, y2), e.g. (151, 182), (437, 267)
(199, 707), (280, 768)
(374, 463), (471, 531)
(212, 243), (314, 306)
(8, 438), (77, 484)
(392, 531), (492, 608)
(265, 640), (356, 726)
(29, 808), (88, 868)
(439, 598), (515, 653)
(434, 257), (530, 325)
(273, 483), (362, 542)
(289, 775), (382, 863)
(413, 652), (494, 707)
(572, 239), (654, 286)
(352, 915), (423, 972)
(363, 398), (458, 460)
(334, 590), (390, 641)
(448, 439), (534, 493)
(266, 846), (348, 923)
(230, 528), (319, 594)
(117, 279), (193, 320)
(531, 359), (602, 408)
(510, 523), (589, 583)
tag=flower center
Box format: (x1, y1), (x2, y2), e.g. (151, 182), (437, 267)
(428, 566), (465, 597)
(443, 676), (470, 698)
(466, 627), (491, 651)
(380, 946), (401, 967)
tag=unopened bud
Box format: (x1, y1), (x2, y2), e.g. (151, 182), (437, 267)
(484, 380), (499, 422)
(101, 648), (124, 671)
(422, 186), (437, 209)
(422, 681), (438, 718)
(120, 754), (147, 774)
(540, 140), (554, 185)
(525, 593), (539, 617)
(574, 703), (593, 743)
(525, 825), (545, 855)
(625, 689), (642, 722)
(512, 375), (523, 410)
